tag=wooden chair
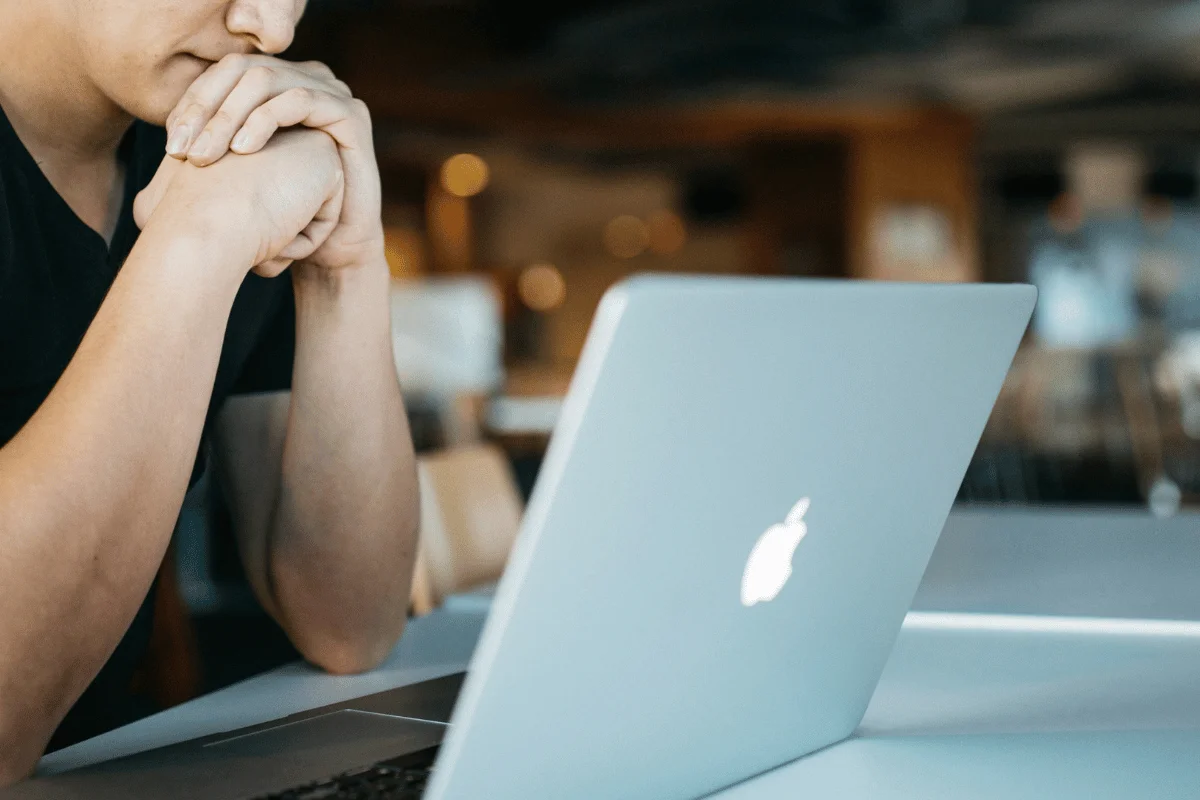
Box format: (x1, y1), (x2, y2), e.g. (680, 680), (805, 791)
(132, 545), (203, 711)
(410, 444), (524, 615)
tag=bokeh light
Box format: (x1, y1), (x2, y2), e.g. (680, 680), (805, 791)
(603, 215), (650, 259)
(441, 153), (490, 198)
(383, 225), (425, 279)
(518, 262), (567, 312)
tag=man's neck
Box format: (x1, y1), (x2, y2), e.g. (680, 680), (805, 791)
(0, 1), (131, 167)
(0, 1), (133, 239)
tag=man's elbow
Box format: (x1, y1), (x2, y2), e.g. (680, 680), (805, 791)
(299, 622), (407, 676)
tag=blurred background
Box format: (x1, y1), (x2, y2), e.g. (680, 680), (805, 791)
(153, 0), (1200, 709)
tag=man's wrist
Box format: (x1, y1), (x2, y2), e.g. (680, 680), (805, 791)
(136, 214), (252, 298)
(141, 202), (257, 284)
(291, 256), (392, 319)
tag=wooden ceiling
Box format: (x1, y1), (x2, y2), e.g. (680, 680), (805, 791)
(289, 4), (973, 151)
(288, 0), (1200, 153)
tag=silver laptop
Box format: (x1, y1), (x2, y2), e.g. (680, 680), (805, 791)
(10, 276), (1035, 800)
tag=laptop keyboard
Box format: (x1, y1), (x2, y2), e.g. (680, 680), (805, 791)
(251, 747), (438, 800)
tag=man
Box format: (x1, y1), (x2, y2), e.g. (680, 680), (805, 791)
(0, 0), (419, 783)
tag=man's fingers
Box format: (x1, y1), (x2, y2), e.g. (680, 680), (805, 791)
(252, 257), (294, 279)
(166, 55), (256, 158)
(185, 66), (282, 166)
(230, 87), (362, 157)
(228, 86), (315, 156)
(166, 55), (246, 131)
(166, 55), (355, 164)
(277, 168), (346, 261)
(296, 60), (343, 87)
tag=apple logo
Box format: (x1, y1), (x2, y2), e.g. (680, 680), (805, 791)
(741, 498), (810, 607)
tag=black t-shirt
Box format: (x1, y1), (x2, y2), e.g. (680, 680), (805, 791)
(0, 105), (297, 751)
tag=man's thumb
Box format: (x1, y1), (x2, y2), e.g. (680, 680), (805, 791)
(133, 155), (180, 230)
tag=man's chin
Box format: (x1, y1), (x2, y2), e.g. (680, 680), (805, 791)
(141, 58), (212, 126)
(133, 86), (190, 128)
(126, 98), (174, 129)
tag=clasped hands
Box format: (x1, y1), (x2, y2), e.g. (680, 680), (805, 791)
(134, 55), (384, 280)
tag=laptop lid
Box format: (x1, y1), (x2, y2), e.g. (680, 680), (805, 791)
(427, 276), (1036, 800)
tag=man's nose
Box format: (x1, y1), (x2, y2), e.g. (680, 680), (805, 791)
(226, 0), (297, 55)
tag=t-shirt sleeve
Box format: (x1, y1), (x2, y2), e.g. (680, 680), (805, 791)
(229, 278), (296, 395)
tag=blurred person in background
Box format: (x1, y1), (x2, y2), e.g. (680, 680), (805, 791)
(0, 0), (419, 783)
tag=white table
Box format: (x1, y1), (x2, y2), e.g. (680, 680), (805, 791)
(38, 510), (1200, 797)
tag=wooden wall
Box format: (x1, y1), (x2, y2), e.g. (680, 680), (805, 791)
(848, 117), (980, 282)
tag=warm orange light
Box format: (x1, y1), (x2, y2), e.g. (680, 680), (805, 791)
(428, 191), (471, 271)
(647, 210), (687, 256)
(441, 153), (490, 198)
(603, 215), (650, 259)
(383, 225), (426, 278)
(518, 263), (567, 312)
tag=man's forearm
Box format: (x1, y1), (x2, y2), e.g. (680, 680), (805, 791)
(0, 223), (247, 781)
(268, 259), (419, 674)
